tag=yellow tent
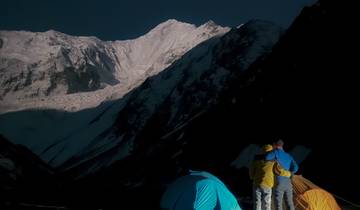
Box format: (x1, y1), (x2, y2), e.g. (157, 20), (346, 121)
(292, 175), (342, 210)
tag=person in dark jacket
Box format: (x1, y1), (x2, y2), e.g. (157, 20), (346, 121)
(265, 139), (298, 210)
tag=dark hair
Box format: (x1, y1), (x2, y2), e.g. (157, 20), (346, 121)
(275, 139), (284, 146)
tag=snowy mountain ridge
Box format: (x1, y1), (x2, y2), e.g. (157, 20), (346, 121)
(0, 19), (230, 113)
(0, 19), (283, 176)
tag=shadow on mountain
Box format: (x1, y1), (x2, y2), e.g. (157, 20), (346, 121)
(0, 134), (65, 209)
(0, 0), (358, 209)
(78, 0), (358, 208)
(0, 30), (230, 209)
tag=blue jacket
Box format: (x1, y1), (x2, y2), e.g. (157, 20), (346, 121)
(265, 148), (298, 179)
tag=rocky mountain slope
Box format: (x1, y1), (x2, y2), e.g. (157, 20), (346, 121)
(0, 19), (229, 113)
(0, 20), (282, 174)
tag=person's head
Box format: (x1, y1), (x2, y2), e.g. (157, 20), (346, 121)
(262, 144), (273, 154)
(273, 139), (284, 149)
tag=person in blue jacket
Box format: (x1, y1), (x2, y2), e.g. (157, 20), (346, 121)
(265, 139), (298, 210)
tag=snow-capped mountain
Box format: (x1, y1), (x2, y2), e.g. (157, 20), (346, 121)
(2, 1), (358, 208)
(0, 19), (282, 175)
(0, 19), (229, 113)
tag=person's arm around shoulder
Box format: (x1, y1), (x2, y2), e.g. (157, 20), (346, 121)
(265, 150), (276, 161)
(275, 163), (292, 177)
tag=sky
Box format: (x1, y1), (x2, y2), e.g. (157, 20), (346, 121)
(1, 0), (316, 41)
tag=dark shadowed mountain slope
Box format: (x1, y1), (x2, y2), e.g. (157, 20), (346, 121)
(67, 1), (358, 209)
(0, 135), (65, 208)
(176, 0), (359, 203)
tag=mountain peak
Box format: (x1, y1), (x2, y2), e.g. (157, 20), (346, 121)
(44, 29), (68, 37)
(145, 19), (196, 38)
(45, 29), (60, 34)
(162, 19), (186, 25)
(150, 19), (195, 32)
(197, 20), (230, 36)
(202, 20), (218, 27)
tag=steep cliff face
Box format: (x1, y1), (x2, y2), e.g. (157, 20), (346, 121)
(0, 20), (230, 113)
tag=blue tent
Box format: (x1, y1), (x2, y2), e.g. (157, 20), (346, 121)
(161, 171), (242, 210)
